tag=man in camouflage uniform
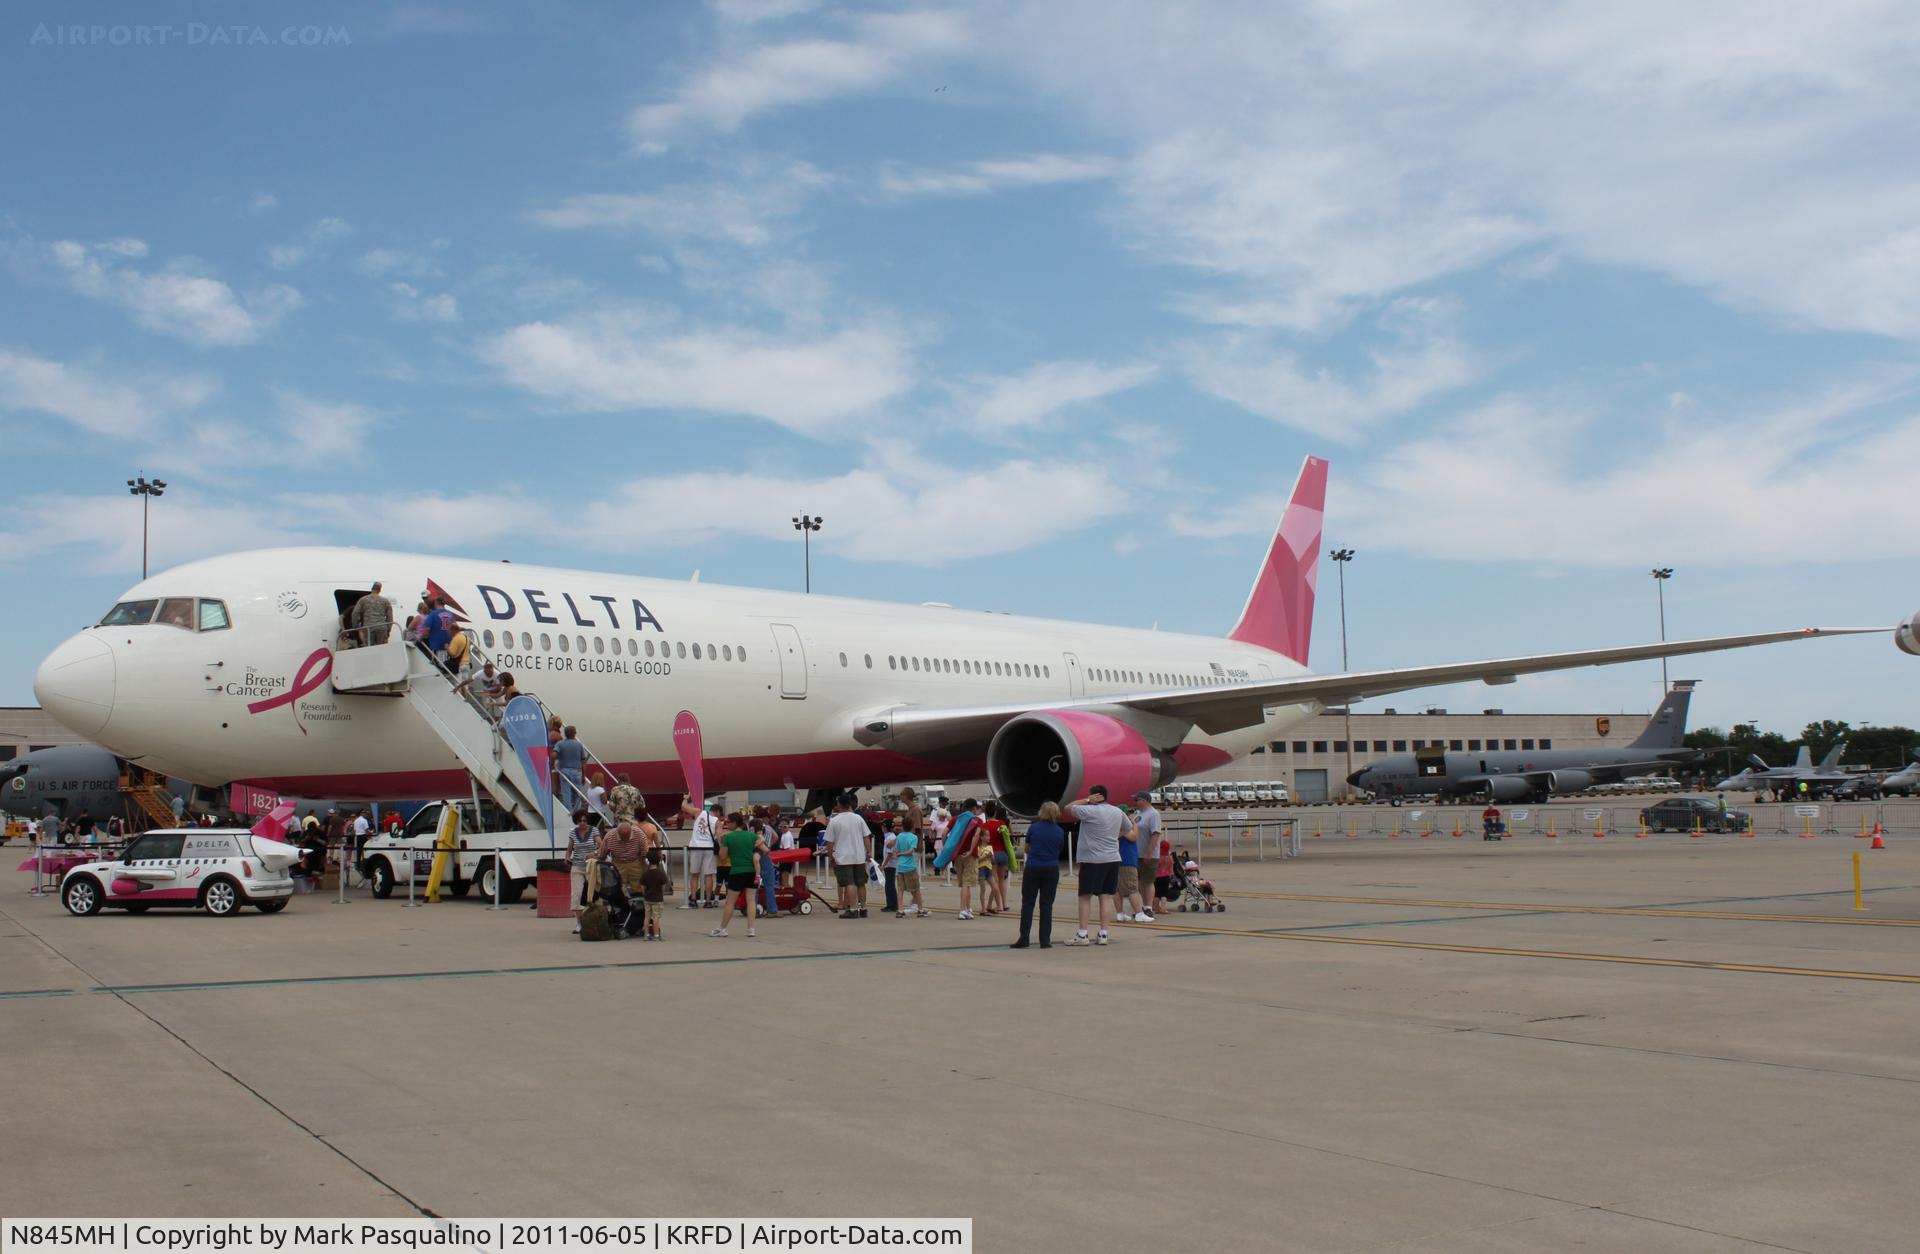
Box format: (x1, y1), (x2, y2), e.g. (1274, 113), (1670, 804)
(607, 773), (642, 826)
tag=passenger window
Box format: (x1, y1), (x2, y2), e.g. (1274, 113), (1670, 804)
(156, 598), (196, 630)
(693, 643), (703, 660)
(99, 599), (158, 626)
(723, 645), (733, 662)
(864, 654), (872, 669)
(676, 642), (686, 659)
(737, 645), (746, 662)
(520, 632), (532, 650)
(838, 652), (847, 667)
(594, 637), (605, 655)
(540, 633), (552, 651)
(558, 634), (570, 653)
(708, 643), (716, 660)
(483, 629), (495, 648)
(198, 600), (231, 631)
(889, 656), (897, 670)
(576, 635), (586, 654)
(629, 639), (639, 657)
(645, 639), (655, 657)
(912, 658), (921, 672)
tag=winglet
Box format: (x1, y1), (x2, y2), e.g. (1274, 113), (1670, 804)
(1227, 456), (1327, 665)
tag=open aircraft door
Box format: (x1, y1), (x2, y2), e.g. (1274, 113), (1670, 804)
(770, 623), (808, 699)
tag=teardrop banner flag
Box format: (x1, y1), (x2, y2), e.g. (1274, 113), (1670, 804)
(673, 710), (705, 807)
(500, 694), (556, 847)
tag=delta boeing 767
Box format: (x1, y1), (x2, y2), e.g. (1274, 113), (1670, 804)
(30, 458), (1904, 815)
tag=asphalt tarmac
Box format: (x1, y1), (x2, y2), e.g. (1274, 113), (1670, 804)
(6, 833), (1919, 1253)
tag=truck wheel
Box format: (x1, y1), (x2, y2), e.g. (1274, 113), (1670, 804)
(449, 880), (471, 898)
(368, 859), (395, 899)
(479, 859), (524, 902)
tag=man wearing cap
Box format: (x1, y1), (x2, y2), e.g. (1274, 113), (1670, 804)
(1065, 784), (1128, 946)
(1118, 789), (1160, 923)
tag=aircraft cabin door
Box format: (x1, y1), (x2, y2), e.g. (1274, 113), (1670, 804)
(770, 624), (808, 699)
(1062, 652), (1085, 698)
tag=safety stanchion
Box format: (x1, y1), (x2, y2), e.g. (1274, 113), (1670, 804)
(1636, 813), (1648, 838)
(1741, 814), (1756, 838)
(1312, 816), (1322, 839)
(335, 839), (351, 905)
(1854, 850), (1867, 910)
(1451, 812), (1464, 838)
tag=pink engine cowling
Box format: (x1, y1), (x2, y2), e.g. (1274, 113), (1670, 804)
(985, 710), (1172, 816)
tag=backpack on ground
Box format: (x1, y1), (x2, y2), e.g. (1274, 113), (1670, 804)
(578, 901), (613, 942)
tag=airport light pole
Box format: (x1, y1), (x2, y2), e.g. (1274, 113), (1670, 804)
(792, 514), (823, 593)
(1331, 548), (1355, 798)
(128, 477), (167, 579)
(1650, 567), (1673, 695)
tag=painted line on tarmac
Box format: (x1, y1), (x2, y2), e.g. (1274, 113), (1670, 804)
(0, 941), (1015, 1000)
(1218, 886), (1920, 927)
(1134, 918), (1920, 983)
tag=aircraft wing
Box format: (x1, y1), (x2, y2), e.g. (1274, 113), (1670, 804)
(860, 627), (1882, 756)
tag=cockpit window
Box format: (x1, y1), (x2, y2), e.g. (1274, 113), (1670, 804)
(156, 598), (197, 630)
(99, 600), (158, 627)
(198, 599), (230, 631)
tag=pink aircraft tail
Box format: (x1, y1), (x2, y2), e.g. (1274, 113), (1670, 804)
(1226, 456), (1327, 665)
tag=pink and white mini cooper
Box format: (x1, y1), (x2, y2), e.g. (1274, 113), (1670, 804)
(61, 827), (302, 916)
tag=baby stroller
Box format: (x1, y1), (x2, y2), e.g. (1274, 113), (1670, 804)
(1173, 860), (1225, 913)
(580, 860), (643, 940)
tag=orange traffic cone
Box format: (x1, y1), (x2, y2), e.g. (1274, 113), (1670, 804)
(1870, 823), (1886, 850)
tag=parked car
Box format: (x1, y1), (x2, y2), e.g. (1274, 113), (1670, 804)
(61, 826), (300, 916)
(1640, 797), (1750, 833)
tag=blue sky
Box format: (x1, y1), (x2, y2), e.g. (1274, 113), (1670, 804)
(2, 0), (1916, 735)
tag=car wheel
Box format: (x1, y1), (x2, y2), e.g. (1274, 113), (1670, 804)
(63, 876), (103, 916)
(256, 899), (289, 914)
(201, 877), (242, 917)
(368, 859), (395, 899)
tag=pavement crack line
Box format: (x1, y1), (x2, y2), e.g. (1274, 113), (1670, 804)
(0, 900), (433, 1216)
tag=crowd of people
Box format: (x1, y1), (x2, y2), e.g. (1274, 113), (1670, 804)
(556, 783), (1210, 950)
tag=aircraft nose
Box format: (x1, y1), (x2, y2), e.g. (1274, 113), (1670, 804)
(34, 634), (115, 736)
(1346, 768), (1369, 788)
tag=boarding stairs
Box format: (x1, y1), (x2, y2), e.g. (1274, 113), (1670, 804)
(120, 771), (178, 829)
(330, 639), (618, 833)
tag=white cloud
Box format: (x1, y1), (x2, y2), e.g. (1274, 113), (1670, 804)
(268, 217), (354, 270)
(243, 191), (279, 215)
(354, 244), (448, 279)
(976, 1), (1920, 338)
(1345, 377), (1920, 565)
(383, 281), (459, 324)
(482, 307), (914, 436)
(173, 388), (381, 475)
(1180, 298), (1482, 438)
(49, 238), (300, 347)
(0, 348), (217, 437)
(956, 359), (1158, 432)
(628, 9), (967, 151)
(0, 492), (314, 574)
(879, 153), (1120, 197)
(529, 162), (829, 246)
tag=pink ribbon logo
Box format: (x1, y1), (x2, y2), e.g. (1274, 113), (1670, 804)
(247, 647), (333, 735)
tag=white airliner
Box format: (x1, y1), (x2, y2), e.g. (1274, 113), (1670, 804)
(31, 458), (1894, 815)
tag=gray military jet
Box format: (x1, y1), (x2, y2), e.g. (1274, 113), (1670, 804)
(1882, 755), (1920, 797)
(1347, 682), (1701, 803)
(1715, 742), (1858, 801)
(1, 743), (191, 828)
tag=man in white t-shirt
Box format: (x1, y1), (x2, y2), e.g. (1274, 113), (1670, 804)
(825, 793), (873, 918)
(349, 811), (371, 855)
(682, 797), (721, 908)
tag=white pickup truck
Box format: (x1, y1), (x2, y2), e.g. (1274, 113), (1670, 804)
(357, 799), (557, 903)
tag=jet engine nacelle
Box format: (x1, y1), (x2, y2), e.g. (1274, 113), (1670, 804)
(986, 711), (1175, 816)
(1484, 776), (1532, 802)
(1898, 610), (1920, 656)
(1545, 769), (1593, 794)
